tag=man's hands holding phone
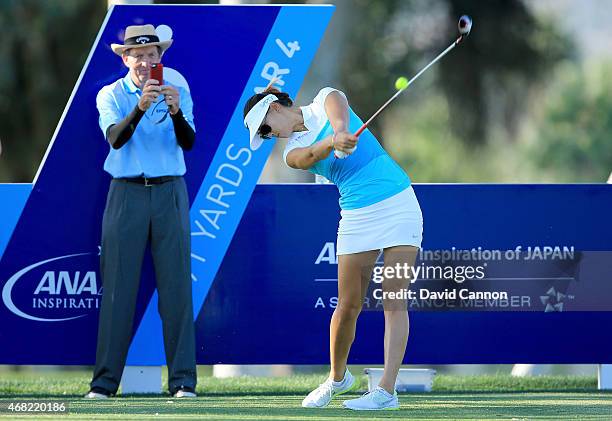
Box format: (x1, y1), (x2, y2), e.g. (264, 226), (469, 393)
(137, 79), (180, 115)
(138, 79), (160, 112)
(161, 85), (179, 115)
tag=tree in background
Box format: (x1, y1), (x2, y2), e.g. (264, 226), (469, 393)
(0, 0), (106, 182)
(529, 62), (612, 182)
(441, 0), (572, 145)
(332, 0), (572, 146)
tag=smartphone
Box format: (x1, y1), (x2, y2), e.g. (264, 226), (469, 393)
(150, 63), (164, 83)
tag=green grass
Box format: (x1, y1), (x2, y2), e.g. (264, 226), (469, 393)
(0, 370), (611, 420)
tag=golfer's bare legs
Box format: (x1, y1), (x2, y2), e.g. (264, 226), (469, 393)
(329, 250), (379, 381)
(378, 245), (418, 393)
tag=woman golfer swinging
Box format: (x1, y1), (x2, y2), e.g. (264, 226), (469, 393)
(243, 86), (422, 411)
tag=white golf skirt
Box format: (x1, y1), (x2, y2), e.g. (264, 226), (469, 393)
(336, 186), (423, 255)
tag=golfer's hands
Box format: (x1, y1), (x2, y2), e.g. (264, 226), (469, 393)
(138, 79), (161, 111)
(161, 85), (180, 115)
(333, 131), (358, 154)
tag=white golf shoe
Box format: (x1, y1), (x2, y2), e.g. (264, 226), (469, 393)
(301, 369), (356, 408)
(343, 386), (399, 410)
(173, 387), (197, 398)
(83, 389), (109, 399)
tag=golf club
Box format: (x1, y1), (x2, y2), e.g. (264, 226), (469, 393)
(334, 15), (473, 158)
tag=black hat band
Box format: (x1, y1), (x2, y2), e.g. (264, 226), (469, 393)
(124, 35), (160, 46)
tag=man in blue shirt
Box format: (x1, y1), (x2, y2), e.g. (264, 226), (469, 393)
(85, 24), (197, 399)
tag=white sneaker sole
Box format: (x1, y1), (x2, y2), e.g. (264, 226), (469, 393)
(343, 404), (400, 411)
(173, 391), (197, 398)
(83, 392), (109, 399)
(343, 396), (400, 411)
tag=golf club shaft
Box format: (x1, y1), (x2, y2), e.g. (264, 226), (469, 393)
(354, 35), (464, 137)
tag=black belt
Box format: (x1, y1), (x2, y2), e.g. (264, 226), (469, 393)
(116, 176), (179, 187)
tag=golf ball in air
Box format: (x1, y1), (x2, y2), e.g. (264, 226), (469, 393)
(458, 15), (472, 35)
(395, 76), (409, 91)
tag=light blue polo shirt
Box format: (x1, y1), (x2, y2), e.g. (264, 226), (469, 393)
(96, 72), (195, 178)
(283, 88), (410, 210)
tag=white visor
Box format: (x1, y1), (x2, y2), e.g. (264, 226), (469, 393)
(244, 94), (277, 150)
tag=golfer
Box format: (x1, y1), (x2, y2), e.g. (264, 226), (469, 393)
(243, 86), (422, 410)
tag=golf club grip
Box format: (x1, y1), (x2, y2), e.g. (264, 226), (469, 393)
(354, 124), (367, 137)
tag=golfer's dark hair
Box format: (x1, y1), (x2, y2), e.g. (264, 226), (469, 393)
(243, 87), (293, 120)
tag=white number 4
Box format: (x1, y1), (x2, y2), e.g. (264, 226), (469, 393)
(276, 39), (300, 58)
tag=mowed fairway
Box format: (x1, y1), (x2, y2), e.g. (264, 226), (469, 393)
(1, 370), (611, 420)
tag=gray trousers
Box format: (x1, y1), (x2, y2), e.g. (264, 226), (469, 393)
(91, 177), (196, 394)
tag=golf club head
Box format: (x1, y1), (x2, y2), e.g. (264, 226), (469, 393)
(458, 15), (473, 36)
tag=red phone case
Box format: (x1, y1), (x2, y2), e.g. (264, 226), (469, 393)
(150, 63), (163, 83)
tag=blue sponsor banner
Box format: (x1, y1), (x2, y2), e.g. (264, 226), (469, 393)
(0, 184), (31, 261)
(198, 184), (612, 364)
(2, 175), (612, 364)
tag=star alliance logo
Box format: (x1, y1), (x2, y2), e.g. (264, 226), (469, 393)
(540, 287), (567, 312)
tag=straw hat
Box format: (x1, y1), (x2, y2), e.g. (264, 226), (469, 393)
(111, 24), (173, 56)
